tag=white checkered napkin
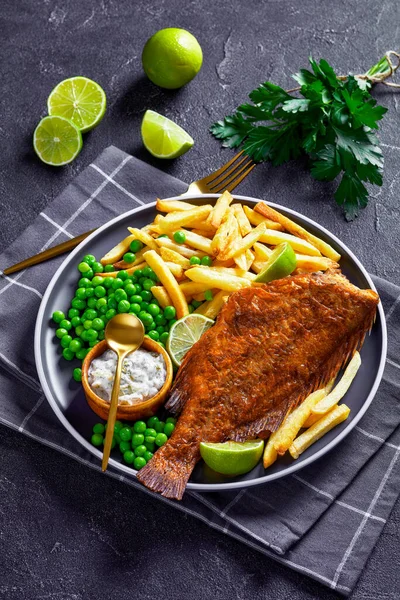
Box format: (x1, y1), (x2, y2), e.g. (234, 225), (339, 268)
(1, 147), (399, 596)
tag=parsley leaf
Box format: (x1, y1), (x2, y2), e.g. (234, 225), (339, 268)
(210, 56), (388, 219)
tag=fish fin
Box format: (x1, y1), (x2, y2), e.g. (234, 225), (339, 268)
(164, 388), (187, 415)
(136, 445), (196, 501)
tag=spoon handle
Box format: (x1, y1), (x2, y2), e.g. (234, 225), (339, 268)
(102, 353), (126, 471)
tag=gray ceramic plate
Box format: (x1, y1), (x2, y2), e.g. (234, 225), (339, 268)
(34, 194), (387, 492)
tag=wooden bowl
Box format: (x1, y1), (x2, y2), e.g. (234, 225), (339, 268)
(82, 338), (173, 421)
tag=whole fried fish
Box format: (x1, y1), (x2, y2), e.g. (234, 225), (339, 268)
(137, 270), (379, 499)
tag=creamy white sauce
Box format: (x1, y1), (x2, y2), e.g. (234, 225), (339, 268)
(88, 348), (166, 405)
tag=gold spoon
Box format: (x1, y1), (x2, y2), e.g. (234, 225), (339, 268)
(102, 313), (145, 471)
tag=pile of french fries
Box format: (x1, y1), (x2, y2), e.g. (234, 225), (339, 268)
(99, 191), (341, 322)
(263, 352), (361, 467)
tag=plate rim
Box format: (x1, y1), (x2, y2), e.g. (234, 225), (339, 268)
(34, 193), (388, 492)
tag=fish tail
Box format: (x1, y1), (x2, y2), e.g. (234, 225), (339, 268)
(136, 443), (197, 501)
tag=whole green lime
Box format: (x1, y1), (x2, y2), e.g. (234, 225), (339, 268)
(142, 28), (203, 89)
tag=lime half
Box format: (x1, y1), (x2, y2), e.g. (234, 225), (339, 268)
(255, 242), (297, 283)
(33, 116), (83, 166)
(167, 313), (214, 367)
(141, 110), (194, 159)
(47, 76), (106, 132)
(200, 440), (265, 476)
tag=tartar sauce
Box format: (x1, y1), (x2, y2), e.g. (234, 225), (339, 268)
(88, 348), (166, 405)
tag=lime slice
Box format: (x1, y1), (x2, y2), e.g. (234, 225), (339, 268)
(255, 242), (297, 283)
(200, 440), (264, 476)
(167, 314), (214, 367)
(47, 77), (106, 132)
(141, 110), (194, 159)
(33, 116), (83, 166)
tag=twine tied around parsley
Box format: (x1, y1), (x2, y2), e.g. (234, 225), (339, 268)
(211, 51), (400, 220)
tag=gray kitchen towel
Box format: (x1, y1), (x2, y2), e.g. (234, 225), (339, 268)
(1, 145), (399, 596)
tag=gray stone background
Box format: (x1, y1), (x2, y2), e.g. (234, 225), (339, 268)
(1, 0), (399, 598)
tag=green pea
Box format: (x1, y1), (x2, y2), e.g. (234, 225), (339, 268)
(104, 264), (115, 273)
(59, 319), (71, 331)
(71, 298), (86, 310)
(87, 297), (97, 308)
(92, 318), (104, 331)
(190, 256), (201, 265)
(145, 440), (155, 452)
(71, 316), (81, 328)
(92, 261), (104, 273)
(154, 420), (165, 433)
(144, 451), (153, 462)
(85, 287), (95, 299)
(124, 283), (136, 296)
(105, 308), (116, 321)
(204, 290), (213, 301)
(120, 441), (131, 454)
(119, 271), (129, 281)
(168, 319), (177, 329)
(83, 254), (96, 265)
(122, 450), (135, 464)
(118, 300), (131, 313)
(134, 456), (146, 470)
(94, 286), (106, 298)
(129, 303), (141, 315)
(134, 444), (147, 457)
(147, 416), (159, 428)
(135, 269), (143, 279)
(76, 348), (88, 360)
(132, 421), (146, 434)
(68, 308), (80, 319)
(62, 348), (75, 361)
(164, 306), (176, 320)
(60, 334), (72, 348)
(96, 298), (107, 310)
(83, 320), (93, 330)
(160, 331), (169, 344)
(75, 287), (87, 300)
(75, 325), (84, 337)
(88, 340), (97, 347)
(130, 239), (143, 253)
(164, 422), (175, 437)
(143, 279), (154, 291)
(156, 326), (165, 336)
(69, 339), (82, 353)
(91, 433), (103, 446)
(155, 314), (167, 326)
(166, 417), (176, 425)
(148, 303), (160, 317)
(145, 428), (157, 438)
(131, 294), (143, 304)
(192, 299), (202, 308)
(142, 266), (154, 278)
(52, 310), (65, 324)
(155, 433), (168, 447)
(72, 367), (82, 382)
(140, 290), (153, 302)
(98, 330), (105, 341)
(107, 297), (117, 310)
(173, 231), (186, 244)
(115, 289), (127, 302)
(119, 427), (132, 442)
(112, 278), (124, 290)
(86, 329), (98, 342)
(93, 423), (105, 434)
(102, 277), (114, 289)
(85, 309), (97, 320)
(56, 328), (68, 339)
(131, 433), (144, 447)
(114, 421), (123, 432)
(78, 277), (91, 288)
(188, 305), (194, 313)
(148, 330), (159, 341)
(201, 256), (212, 266)
(123, 252), (136, 263)
(78, 262), (91, 274)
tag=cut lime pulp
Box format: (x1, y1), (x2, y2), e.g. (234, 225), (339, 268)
(47, 76), (106, 133)
(141, 110), (194, 159)
(254, 242), (297, 283)
(200, 440), (264, 476)
(167, 313), (214, 367)
(33, 116), (83, 166)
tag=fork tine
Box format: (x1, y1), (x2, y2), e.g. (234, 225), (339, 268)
(206, 155), (249, 186)
(201, 151), (244, 185)
(210, 160), (255, 193)
(212, 163), (256, 194)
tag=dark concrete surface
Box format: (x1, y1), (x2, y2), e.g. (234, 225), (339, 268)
(1, 0), (399, 598)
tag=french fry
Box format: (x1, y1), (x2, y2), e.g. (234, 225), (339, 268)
(289, 405), (351, 459)
(193, 290), (229, 319)
(231, 223), (267, 258)
(156, 199), (198, 212)
(100, 234), (136, 265)
(233, 204), (252, 236)
(158, 205), (213, 232)
(244, 249), (255, 271)
(202, 266), (256, 281)
(207, 190), (233, 228)
(179, 281), (212, 296)
(179, 229), (214, 254)
(185, 266), (251, 291)
(165, 262), (184, 278)
(160, 247), (191, 270)
(243, 205), (284, 230)
(127, 227), (158, 250)
(113, 246), (148, 269)
(253, 242), (273, 261)
(294, 254), (338, 273)
(150, 286), (172, 309)
(312, 352), (361, 415)
(192, 229), (215, 239)
(234, 251), (248, 271)
(273, 388), (327, 455)
(213, 258), (236, 268)
(263, 430), (279, 468)
(259, 230), (321, 256)
(303, 379), (336, 427)
(254, 202), (341, 262)
(143, 250), (189, 318)
(188, 219), (216, 233)
(96, 262), (146, 277)
(211, 209), (240, 260)
(155, 236), (205, 258)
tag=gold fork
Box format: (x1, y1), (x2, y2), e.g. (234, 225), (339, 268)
(3, 152), (255, 276)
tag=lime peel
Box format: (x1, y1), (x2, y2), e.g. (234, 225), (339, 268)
(200, 440), (265, 476)
(141, 110), (194, 159)
(167, 314), (214, 366)
(33, 116), (83, 166)
(255, 242), (297, 283)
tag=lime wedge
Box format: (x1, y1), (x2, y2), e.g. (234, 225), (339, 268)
(141, 110), (194, 159)
(47, 77), (106, 132)
(33, 116), (83, 166)
(255, 242), (297, 283)
(200, 440), (264, 476)
(167, 314), (214, 367)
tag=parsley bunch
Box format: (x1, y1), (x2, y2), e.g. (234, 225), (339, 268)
(211, 57), (389, 220)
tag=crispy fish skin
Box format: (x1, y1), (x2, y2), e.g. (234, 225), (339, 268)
(137, 270), (379, 500)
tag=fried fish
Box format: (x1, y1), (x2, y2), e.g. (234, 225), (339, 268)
(137, 270), (379, 499)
